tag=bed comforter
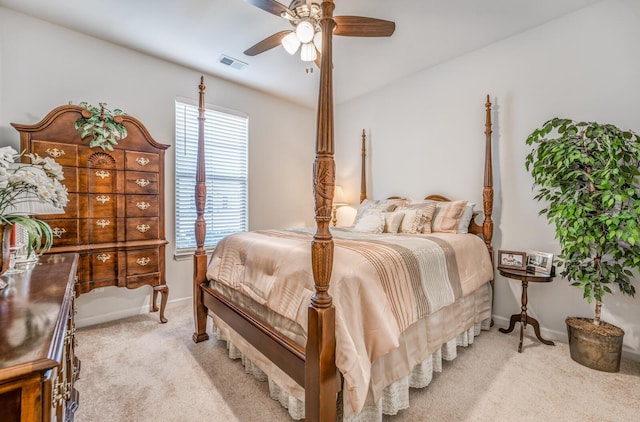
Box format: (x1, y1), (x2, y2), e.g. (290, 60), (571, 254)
(206, 228), (493, 414)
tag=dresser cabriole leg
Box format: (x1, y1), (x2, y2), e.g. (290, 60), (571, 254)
(152, 284), (169, 323)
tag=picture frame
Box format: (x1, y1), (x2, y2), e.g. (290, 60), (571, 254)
(526, 251), (554, 274)
(498, 250), (526, 270)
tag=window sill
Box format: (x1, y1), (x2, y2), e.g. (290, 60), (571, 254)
(173, 247), (214, 261)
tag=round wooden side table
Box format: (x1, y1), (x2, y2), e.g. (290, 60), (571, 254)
(498, 267), (555, 353)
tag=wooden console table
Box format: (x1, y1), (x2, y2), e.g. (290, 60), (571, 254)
(0, 253), (80, 421)
(498, 267), (555, 353)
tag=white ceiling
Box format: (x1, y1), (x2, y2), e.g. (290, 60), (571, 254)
(0, 0), (603, 108)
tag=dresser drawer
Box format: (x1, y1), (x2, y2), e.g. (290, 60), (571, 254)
(125, 151), (160, 173)
(47, 219), (81, 247)
(78, 168), (121, 193)
(125, 217), (159, 241)
(126, 248), (160, 276)
(125, 171), (158, 194)
(87, 218), (118, 243)
(79, 147), (124, 170)
(125, 195), (159, 217)
(62, 166), (79, 192)
(37, 192), (79, 219)
(88, 193), (118, 217)
(78, 251), (118, 282)
(31, 140), (78, 166)
(43, 194), (117, 219)
(126, 272), (161, 289)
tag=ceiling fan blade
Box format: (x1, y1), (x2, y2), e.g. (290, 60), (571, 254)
(244, 30), (291, 56)
(334, 16), (396, 37)
(244, 0), (292, 18)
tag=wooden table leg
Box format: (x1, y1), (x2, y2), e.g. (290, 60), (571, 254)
(498, 314), (520, 334)
(518, 281), (528, 352)
(499, 280), (555, 350)
(152, 284), (169, 323)
(525, 315), (555, 346)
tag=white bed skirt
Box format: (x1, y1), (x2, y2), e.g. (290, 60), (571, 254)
(211, 316), (491, 421)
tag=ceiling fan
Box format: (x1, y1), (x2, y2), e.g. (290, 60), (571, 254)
(243, 0), (395, 64)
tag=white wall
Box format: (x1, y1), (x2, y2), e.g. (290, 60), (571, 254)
(0, 7), (316, 327)
(335, 0), (640, 360)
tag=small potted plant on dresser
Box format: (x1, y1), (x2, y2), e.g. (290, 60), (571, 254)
(526, 118), (640, 372)
(75, 102), (128, 151)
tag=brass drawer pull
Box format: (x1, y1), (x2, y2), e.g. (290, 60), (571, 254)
(136, 178), (150, 187)
(136, 157), (150, 166)
(52, 227), (67, 238)
(64, 327), (77, 346)
(95, 170), (111, 179)
(136, 224), (151, 233)
(136, 201), (150, 210)
(96, 253), (111, 263)
(96, 219), (111, 228)
(96, 195), (111, 204)
(46, 147), (66, 158)
(52, 380), (63, 407)
(136, 257), (151, 266)
(63, 382), (71, 401)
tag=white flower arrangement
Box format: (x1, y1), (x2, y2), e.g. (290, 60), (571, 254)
(0, 146), (68, 255)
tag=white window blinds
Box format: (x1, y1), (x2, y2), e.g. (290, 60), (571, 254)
(174, 100), (248, 251)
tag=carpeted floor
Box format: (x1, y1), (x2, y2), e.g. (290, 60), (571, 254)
(74, 303), (640, 422)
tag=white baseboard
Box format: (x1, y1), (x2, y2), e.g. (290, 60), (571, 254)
(492, 314), (640, 362)
(76, 296), (191, 328)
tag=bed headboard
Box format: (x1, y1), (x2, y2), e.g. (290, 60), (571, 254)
(358, 95), (494, 259)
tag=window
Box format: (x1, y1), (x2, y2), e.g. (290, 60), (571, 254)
(174, 100), (248, 253)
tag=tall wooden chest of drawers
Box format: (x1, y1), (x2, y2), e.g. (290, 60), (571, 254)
(12, 105), (169, 323)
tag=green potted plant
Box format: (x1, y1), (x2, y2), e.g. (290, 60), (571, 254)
(75, 102), (127, 151)
(0, 146), (68, 275)
(525, 118), (640, 372)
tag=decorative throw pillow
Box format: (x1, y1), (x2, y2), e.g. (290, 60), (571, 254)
(353, 199), (377, 226)
(401, 202), (438, 233)
(398, 209), (419, 233)
(385, 198), (406, 210)
(397, 206), (432, 234)
(456, 203), (476, 234)
(383, 211), (405, 233)
(431, 200), (469, 233)
(353, 198), (402, 227)
(418, 202), (438, 234)
(352, 209), (385, 233)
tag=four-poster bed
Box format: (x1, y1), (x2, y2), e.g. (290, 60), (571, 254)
(192, 2), (494, 421)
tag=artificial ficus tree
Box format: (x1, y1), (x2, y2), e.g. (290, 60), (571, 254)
(525, 118), (640, 326)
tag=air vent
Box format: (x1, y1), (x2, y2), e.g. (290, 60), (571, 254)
(219, 55), (247, 70)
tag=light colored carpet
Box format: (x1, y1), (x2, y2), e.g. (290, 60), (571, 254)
(75, 303), (640, 422)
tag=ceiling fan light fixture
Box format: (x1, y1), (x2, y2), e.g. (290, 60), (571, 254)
(282, 31), (301, 55)
(313, 31), (322, 52)
(280, 11), (295, 21)
(300, 42), (317, 62)
(309, 3), (321, 18)
(295, 20), (315, 44)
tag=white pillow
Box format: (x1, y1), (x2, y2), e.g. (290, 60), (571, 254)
(352, 210), (385, 233)
(456, 203), (476, 234)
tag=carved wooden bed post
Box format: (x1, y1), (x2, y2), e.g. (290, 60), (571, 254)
(360, 129), (367, 203)
(483, 95), (494, 270)
(306, 1), (339, 421)
(193, 76), (210, 343)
